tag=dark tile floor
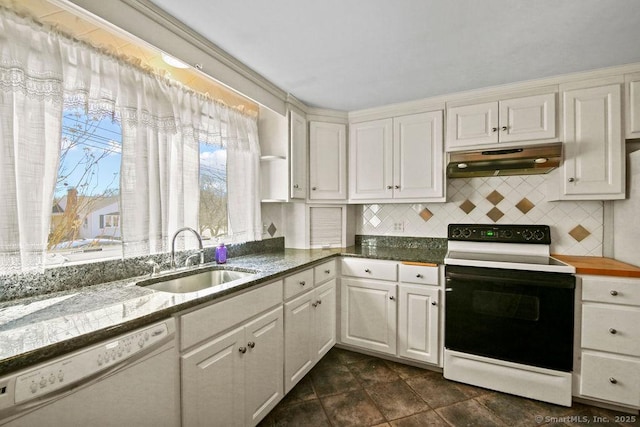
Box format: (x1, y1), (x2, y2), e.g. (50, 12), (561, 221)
(259, 348), (639, 427)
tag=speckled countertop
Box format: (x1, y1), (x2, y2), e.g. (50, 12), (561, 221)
(0, 245), (446, 376)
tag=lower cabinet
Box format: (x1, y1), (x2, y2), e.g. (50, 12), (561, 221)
(398, 284), (440, 365)
(284, 279), (336, 393)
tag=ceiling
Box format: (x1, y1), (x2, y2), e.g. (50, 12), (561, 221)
(147, 0), (640, 111)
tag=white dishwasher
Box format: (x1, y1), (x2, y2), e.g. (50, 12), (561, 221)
(0, 319), (179, 427)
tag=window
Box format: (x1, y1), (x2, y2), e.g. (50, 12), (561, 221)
(47, 108), (123, 264)
(199, 143), (227, 245)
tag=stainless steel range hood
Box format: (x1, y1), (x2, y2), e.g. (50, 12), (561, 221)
(447, 142), (563, 178)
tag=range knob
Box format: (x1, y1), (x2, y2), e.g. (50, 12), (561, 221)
(522, 229), (533, 240)
(502, 230), (513, 239)
(451, 228), (462, 238)
(461, 228), (472, 238)
(533, 230), (545, 241)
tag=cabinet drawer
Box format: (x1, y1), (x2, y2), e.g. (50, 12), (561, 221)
(180, 280), (283, 350)
(399, 264), (439, 285)
(284, 269), (314, 300)
(314, 260), (336, 285)
(582, 276), (640, 306)
(341, 258), (397, 281)
(581, 352), (640, 407)
(582, 305), (640, 356)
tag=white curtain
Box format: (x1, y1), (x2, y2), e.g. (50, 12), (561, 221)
(0, 11), (64, 273)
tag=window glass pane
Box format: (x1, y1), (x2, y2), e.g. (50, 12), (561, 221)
(199, 143), (227, 245)
(48, 108), (122, 265)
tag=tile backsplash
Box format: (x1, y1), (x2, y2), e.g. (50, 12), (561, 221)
(357, 175), (603, 256)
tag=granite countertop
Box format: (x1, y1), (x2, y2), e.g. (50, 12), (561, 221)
(552, 254), (640, 278)
(0, 246), (446, 376)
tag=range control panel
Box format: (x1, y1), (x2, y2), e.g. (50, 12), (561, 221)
(448, 224), (551, 244)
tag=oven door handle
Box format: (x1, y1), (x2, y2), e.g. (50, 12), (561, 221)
(445, 272), (575, 289)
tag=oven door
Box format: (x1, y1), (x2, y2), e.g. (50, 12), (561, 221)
(445, 265), (575, 372)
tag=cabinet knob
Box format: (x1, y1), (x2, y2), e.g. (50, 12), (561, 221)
(501, 126), (508, 131)
(568, 177), (575, 183)
(610, 290), (618, 296)
(312, 187), (317, 191)
(387, 185), (393, 189)
(299, 281), (306, 286)
(431, 301), (437, 306)
(416, 274), (424, 279)
(312, 301), (319, 308)
(609, 377), (618, 384)
(609, 328), (617, 335)
(491, 127), (498, 132)
(247, 341), (255, 349)
(293, 184), (299, 189)
(238, 347), (247, 354)
(364, 269), (371, 273)
(389, 296), (396, 301)
(325, 269), (331, 274)
(394, 185), (400, 189)
(317, 299), (322, 305)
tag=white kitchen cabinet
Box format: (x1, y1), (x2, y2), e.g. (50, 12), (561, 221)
(625, 72), (640, 139)
(577, 275), (640, 409)
(446, 93), (557, 150)
(398, 265), (440, 365)
(182, 306), (283, 427)
(556, 83), (624, 200)
(309, 121), (347, 200)
(283, 264), (336, 393)
(289, 109), (307, 199)
(349, 111), (444, 202)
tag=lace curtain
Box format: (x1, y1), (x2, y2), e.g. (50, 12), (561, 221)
(0, 8), (261, 272)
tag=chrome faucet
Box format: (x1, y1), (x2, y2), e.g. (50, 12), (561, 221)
(170, 227), (204, 269)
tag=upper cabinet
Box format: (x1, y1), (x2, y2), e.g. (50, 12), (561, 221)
(446, 93), (557, 151)
(309, 121), (347, 201)
(625, 72), (640, 139)
(550, 80), (625, 200)
(349, 111), (444, 202)
(289, 109), (307, 199)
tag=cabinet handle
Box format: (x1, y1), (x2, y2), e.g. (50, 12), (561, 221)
(299, 281), (306, 286)
(325, 269), (331, 274)
(610, 290), (618, 296)
(387, 185), (393, 189)
(247, 341), (255, 349)
(491, 127), (498, 132)
(609, 328), (617, 335)
(364, 269), (371, 273)
(389, 296), (396, 301)
(568, 178), (575, 183)
(416, 274), (423, 279)
(609, 377), (618, 384)
(312, 187), (317, 191)
(239, 347), (247, 354)
(501, 126), (508, 131)
(431, 301), (437, 306)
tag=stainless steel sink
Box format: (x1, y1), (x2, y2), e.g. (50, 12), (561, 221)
(137, 269), (255, 293)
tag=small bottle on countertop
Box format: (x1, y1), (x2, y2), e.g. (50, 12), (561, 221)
(215, 242), (227, 264)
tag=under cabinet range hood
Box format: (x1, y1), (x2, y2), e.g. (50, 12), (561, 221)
(446, 142), (563, 178)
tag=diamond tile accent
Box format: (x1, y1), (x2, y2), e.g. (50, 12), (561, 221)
(267, 223), (277, 237)
(569, 225), (591, 242)
(419, 208), (433, 222)
(515, 198), (535, 214)
(459, 199), (476, 214)
(486, 190), (504, 205)
(486, 207), (504, 223)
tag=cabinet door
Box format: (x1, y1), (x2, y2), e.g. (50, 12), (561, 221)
(244, 307), (284, 427)
(563, 84), (623, 198)
(499, 93), (556, 142)
(393, 111), (444, 199)
(446, 102), (498, 149)
(309, 122), (347, 200)
(398, 285), (439, 365)
(314, 279), (337, 360)
(290, 110), (307, 199)
(284, 291), (315, 393)
(182, 327), (245, 427)
(349, 119), (393, 200)
(626, 72), (640, 139)
(341, 278), (397, 355)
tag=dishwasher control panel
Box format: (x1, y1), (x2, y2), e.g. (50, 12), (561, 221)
(10, 321), (170, 405)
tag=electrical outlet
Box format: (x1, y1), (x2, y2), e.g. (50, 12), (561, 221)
(393, 222), (404, 232)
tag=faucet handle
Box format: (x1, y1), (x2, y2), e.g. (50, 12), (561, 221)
(145, 259), (160, 277)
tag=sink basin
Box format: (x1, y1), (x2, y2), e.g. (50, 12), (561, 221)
(137, 269), (255, 293)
